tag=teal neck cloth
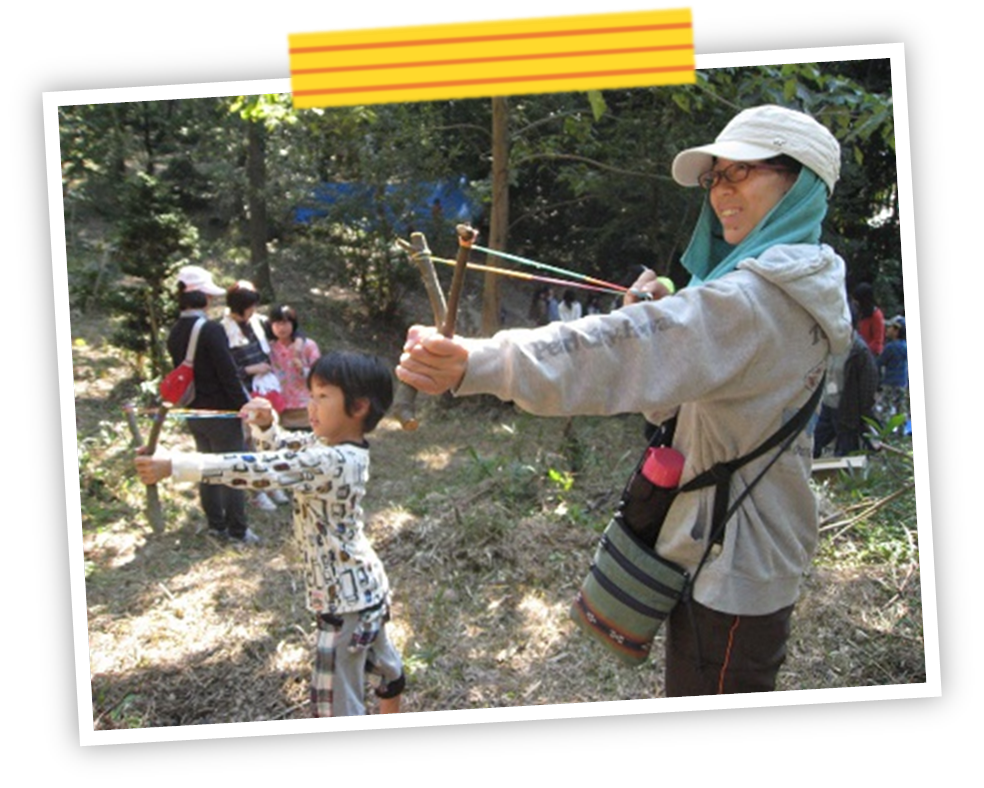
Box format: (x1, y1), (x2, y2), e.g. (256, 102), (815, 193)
(680, 169), (829, 285)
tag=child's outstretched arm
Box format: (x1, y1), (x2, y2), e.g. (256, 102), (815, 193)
(133, 400), (274, 485)
(134, 451), (173, 485)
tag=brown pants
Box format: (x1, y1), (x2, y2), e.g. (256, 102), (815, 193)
(665, 599), (794, 696)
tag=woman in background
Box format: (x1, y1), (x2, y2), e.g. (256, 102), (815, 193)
(168, 266), (258, 544)
(221, 280), (286, 509)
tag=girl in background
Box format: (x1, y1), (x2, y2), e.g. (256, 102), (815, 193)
(268, 304), (322, 430)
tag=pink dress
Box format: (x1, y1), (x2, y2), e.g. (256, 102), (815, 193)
(270, 337), (321, 426)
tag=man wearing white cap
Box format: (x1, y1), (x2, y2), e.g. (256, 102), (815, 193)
(398, 105), (852, 695)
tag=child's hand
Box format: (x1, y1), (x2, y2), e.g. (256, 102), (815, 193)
(246, 361), (273, 376)
(348, 604), (386, 653)
(134, 452), (173, 484)
(396, 325), (470, 396)
(240, 398), (274, 428)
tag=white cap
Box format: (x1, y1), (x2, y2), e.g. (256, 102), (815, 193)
(672, 105), (841, 194)
(177, 265), (225, 296)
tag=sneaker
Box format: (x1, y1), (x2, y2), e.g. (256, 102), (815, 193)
(253, 492), (277, 511)
(270, 489), (290, 506)
(230, 528), (262, 546)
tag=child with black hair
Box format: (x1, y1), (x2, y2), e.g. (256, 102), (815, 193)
(135, 350), (405, 717)
(267, 304), (321, 430)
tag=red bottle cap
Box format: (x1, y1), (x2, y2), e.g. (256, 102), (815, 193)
(641, 446), (685, 488)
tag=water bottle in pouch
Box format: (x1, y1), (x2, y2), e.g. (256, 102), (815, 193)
(619, 446), (685, 547)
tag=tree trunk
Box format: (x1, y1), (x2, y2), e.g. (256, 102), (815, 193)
(482, 96), (510, 337)
(247, 121), (274, 299)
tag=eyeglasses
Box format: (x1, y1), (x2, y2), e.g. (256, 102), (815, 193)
(697, 162), (791, 190)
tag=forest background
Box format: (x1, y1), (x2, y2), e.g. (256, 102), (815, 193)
(63, 57), (923, 730)
(61, 58), (901, 368)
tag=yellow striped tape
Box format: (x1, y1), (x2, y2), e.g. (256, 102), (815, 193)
(289, 8), (694, 108)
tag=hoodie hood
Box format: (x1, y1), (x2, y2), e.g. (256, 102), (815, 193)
(738, 243), (852, 354)
(681, 169), (829, 285)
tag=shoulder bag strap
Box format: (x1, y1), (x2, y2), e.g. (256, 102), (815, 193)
(682, 375), (825, 558)
(185, 317), (207, 364)
(686, 383), (825, 600)
(253, 314), (272, 356)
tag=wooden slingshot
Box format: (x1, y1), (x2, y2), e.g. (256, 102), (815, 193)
(391, 224), (476, 430)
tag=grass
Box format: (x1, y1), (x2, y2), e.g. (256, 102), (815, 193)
(814, 418), (919, 567)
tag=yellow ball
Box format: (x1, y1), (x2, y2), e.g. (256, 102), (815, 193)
(657, 276), (676, 295)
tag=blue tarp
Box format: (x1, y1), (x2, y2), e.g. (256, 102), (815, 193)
(293, 177), (482, 232)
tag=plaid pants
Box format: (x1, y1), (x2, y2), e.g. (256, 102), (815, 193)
(311, 609), (404, 717)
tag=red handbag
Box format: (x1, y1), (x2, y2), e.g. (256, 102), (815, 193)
(160, 318), (206, 406)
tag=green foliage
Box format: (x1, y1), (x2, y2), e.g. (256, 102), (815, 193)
(586, 90), (608, 121)
(546, 467), (592, 527)
(77, 419), (138, 531)
(434, 60), (897, 296)
(109, 173), (199, 375)
(60, 100), (237, 218)
(115, 173), (200, 283)
(547, 467), (574, 492)
(229, 94), (298, 129)
(106, 693), (148, 729)
(285, 102), (463, 318)
(66, 239), (118, 313)
(465, 446), (539, 509)
(328, 222), (419, 320)
(456, 416), (621, 530)
(60, 59), (899, 346)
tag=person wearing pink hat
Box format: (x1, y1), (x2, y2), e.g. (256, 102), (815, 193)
(168, 266), (260, 545)
(398, 105), (853, 696)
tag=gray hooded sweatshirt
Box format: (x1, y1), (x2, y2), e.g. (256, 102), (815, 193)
(457, 243), (852, 615)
